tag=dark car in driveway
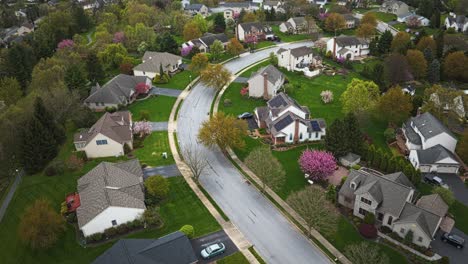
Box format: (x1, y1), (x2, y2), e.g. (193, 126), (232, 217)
(424, 174), (449, 189)
(442, 232), (465, 249)
(237, 112), (253, 119)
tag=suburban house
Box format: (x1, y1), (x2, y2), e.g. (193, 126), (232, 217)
(397, 13), (430, 27)
(77, 159), (146, 237)
(277, 46), (322, 74)
(379, 0), (410, 16)
(211, 2), (259, 15)
(181, 0), (190, 8)
(74, 111), (133, 158)
(445, 13), (468, 32)
(326, 35), (369, 60)
(339, 153), (361, 167)
(237, 22), (274, 42)
(248, 65), (285, 99)
(16, 23), (34, 36)
(339, 169), (450, 248)
(184, 4), (209, 17)
(263, 0), (284, 12)
(224, 9), (235, 20)
(279, 17), (319, 34)
(92, 231), (198, 264)
(343, 14), (359, 29)
(254, 92), (327, 144)
(402, 112), (460, 173)
(430, 92), (467, 119)
(133, 51), (182, 79)
(182, 33), (229, 53)
(84, 74), (151, 110)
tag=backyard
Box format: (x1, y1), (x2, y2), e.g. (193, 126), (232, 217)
(369, 12), (397, 22)
(128, 95), (177, 122)
(271, 25), (311, 43)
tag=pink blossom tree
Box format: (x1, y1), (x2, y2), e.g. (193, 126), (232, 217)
(240, 86), (249, 97)
(113, 32), (125, 43)
(133, 121), (152, 137)
(135, 82), (150, 95)
(57, 39), (74, 49)
(181, 45), (193, 57)
(299, 149), (336, 181)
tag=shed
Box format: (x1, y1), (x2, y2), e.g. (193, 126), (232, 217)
(339, 153), (361, 167)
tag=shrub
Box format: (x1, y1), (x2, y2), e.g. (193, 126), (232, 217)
(67, 154), (85, 171)
(364, 213), (375, 225)
(104, 227), (118, 238)
(65, 212), (77, 223)
(44, 160), (65, 176)
(87, 232), (103, 243)
(440, 256), (449, 264)
(145, 176), (170, 200)
(139, 110), (150, 121)
(105, 106), (117, 113)
(320, 90), (334, 104)
(223, 99), (232, 106)
(60, 202), (68, 216)
(351, 164), (361, 170)
(359, 223), (377, 239)
(446, 27), (456, 34)
(404, 230), (414, 245)
(384, 128), (396, 143)
(340, 176), (348, 186)
(143, 207), (163, 227)
(116, 223), (130, 234)
(180, 225), (195, 238)
(154, 73), (170, 84)
(380, 226), (392, 234)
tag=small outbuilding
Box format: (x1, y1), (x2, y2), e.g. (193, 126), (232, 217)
(339, 153), (361, 167)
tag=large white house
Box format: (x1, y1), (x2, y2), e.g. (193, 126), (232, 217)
(254, 93), (326, 144)
(277, 46), (322, 75)
(77, 159), (146, 237)
(444, 13), (468, 32)
(237, 22), (274, 42)
(248, 65), (285, 99)
(339, 169), (449, 248)
(182, 33), (229, 53)
(403, 112), (460, 173)
(74, 111), (133, 158)
(379, 0), (410, 16)
(326, 35), (369, 60)
(279, 17), (318, 34)
(133, 51), (182, 79)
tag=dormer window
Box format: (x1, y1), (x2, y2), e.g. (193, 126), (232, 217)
(350, 182), (356, 190)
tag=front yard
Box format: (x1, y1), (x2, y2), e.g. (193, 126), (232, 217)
(128, 95), (177, 122)
(133, 132), (174, 167)
(271, 25), (311, 43)
(369, 12), (397, 22)
(157, 70), (197, 90)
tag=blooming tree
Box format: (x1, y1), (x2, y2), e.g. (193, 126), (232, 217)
(336, 56), (346, 64)
(133, 121), (152, 137)
(299, 149), (336, 181)
(181, 45), (193, 57)
(57, 39), (74, 49)
(320, 90), (334, 104)
(407, 16), (421, 28)
(318, 12), (329, 21)
(240, 86), (249, 97)
(113, 32), (125, 43)
(135, 82), (150, 95)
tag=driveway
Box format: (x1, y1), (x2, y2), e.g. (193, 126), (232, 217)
(233, 76), (249, 83)
(432, 228), (468, 264)
(177, 41), (331, 264)
(191, 230), (238, 264)
(150, 122), (168, 131)
(150, 87), (182, 97)
(143, 164), (180, 179)
(432, 174), (468, 206)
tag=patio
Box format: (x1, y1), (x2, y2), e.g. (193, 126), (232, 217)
(328, 166), (349, 186)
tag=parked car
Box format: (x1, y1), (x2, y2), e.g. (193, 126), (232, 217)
(200, 243), (226, 259)
(237, 112), (253, 119)
(442, 232), (465, 249)
(423, 174), (449, 189)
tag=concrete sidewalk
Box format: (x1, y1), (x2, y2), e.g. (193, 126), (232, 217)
(0, 170), (23, 223)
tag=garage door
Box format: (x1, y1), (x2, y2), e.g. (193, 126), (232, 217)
(419, 165), (431, 173)
(436, 165), (459, 174)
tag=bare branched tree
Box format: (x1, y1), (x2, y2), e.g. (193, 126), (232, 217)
(245, 146), (285, 192)
(182, 144), (209, 182)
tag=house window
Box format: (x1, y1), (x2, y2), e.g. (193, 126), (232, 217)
(96, 139), (108, 145)
(377, 213), (384, 221)
(289, 134), (292, 140)
(387, 216), (393, 225)
(400, 228), (405, 233)
(300, 133), (303, 139)
(358, 208), (368, 216)
(360, 197), (372, 205)
(315, 132), (319, 138)
(111, 220), (117, 226)
(418, 237), (423, 242)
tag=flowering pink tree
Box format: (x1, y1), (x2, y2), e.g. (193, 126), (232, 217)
(299, 150), (336, 181)
(240, 86), (249, 97)
(113, 32), (125, 43)
(135, 82), (150, 95)
(57, 39), (74, 49)
(133, 121), (152, 137)
(320, 90), (333, 104)
(181, 45), (193, 57)
(336, 56), (346, 64)
(318, 12), (329, 21)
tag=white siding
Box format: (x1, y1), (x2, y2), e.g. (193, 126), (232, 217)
(423, 133), (457, 153)
(134, 70), (157, 79)
(84, 133), (126, 158)
(81, 207), (145, 237)
(248, 75), (280, 99)
(275, 106), (307, 120)
(392, 222), (432, 248)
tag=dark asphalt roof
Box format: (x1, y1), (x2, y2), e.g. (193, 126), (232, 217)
(415, 145), (459, 165)
(250, 65), (284, 85)
(403, 121), (422, 145)
(409, 112), (456, 140)
(395, 202), (441, 239)
(239, 22), (273, 35)
(92, 231), (197, 264)
(74, 111), (132, 145)
(199, 33), (229, 46)
(334, 35), (367, 47)
(85, 74), (149, 105)
(290, 46), (313, 58)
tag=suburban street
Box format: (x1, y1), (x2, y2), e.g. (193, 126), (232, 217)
(177, 42), (331, 264)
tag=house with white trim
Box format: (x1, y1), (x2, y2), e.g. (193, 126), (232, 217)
(326, 35), (369, 60)
(133, 51), (182, 79)
(277, 46), (322, 74)
(445, 13), (468, 32)
(379, 0), (410, 16)
(237, 22), (274, 42)
(248, 65), (285, 99)
(182, 33), (229, 53)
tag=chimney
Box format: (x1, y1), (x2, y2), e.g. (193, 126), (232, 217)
(333, 37), (337, 59)
(294, 119), (299, 143)
(263, 72), (269, 100)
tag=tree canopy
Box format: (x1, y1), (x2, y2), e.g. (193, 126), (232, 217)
(340, 79), (380, 116)
(198, 112), (247, 151)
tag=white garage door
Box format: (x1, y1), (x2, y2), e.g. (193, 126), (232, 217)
(419, 165), (431, 173)
(436, 165), (459, 174)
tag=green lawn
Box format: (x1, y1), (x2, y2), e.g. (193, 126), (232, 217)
(322, 28), (357, 37)
(271, 25), (311, 43)
(133, 132), (174, 167)
(370, 12), (397, 22)
(157, 70), (197, 90)
(393, 23), (407, 32)
(449, 201), (468, 234)
(256, 41), (276, 50)
(217, 252), (250, 264)
(219, 83), (265, 116)
(128, 95), (177, 122)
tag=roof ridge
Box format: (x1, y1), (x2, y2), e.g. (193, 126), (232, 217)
(102, 163), (112, 205)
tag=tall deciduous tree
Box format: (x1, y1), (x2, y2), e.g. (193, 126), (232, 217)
(245, 146), (286, 192)
(384, 53), (412, 85)
(226, 38), (244, 57)
(361, 13), (377, 27)
(200, 64), (231, 90)
(183, 21), (202, 41)
(242, 12), (257, 23)
(406, 49), (428, 79)
(391, 32), (411, 54)
(64, 63), (89, 96)
(340, 79), (380, 116)
(0, 77), (22, 105)
(325, 13), (345, 35)
(209, 40), (224, 62)
(356, 23), (375, 40)
(198, 112), (247, 151)
(287, 186), (339, 237)
(98, 43), (129, 70)
(18, 198), (65, 249)
(189, 53), (209, 73)
(344, 242), (390, 264)
(182, 144), (208, 182)
(416, 36), (436, 54)
(443, 51), (468, 82)
(378, 87), (413, 125)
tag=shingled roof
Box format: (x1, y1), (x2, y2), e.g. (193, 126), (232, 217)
(334, 35), (368, 47)
(74, 111), (132, 146)
(134, 51), (181, 73)
(199, 33), (229, 46)
(250, 65), (284, 85)
(407, 112), (456, 140)
(77, 159), (145, 228)
(92, 231), (197, 264)
(239, 22), (273, 35)
(395, 202), (441, 239)
(85, 74), (149, 105)
(414, 145), (459, 165)
(416, 194), (449, 217)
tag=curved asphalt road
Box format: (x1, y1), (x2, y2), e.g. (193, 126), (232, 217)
(177, 42), (330, 264)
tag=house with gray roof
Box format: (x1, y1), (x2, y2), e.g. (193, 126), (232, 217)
(402, 112), (459, 173)
(84, 74), (151, 111)
(237, 22), (274, 42)
(181, 33), (229, 53)
(444, 13), (468, 33)
(279, 17), (318, 34)
(74, 111), (133, 158)
(339, 169), (448, 248)
(248, 65), (285, 99)
(77, 159), (146, 237)
(133, 51), (182, 79)
(93, 231), (197, 264)
(277, 46), (322, 73)
(343, 14), (359, 29)
(184, 3), (209, 17)
(379, 0), (410, 16)
(326, 35), (369, 60)
(254, 92), (326, 144)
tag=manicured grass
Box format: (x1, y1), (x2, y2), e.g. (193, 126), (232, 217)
(217, 252), (250, 264)
(255, 41), (276, 49)
(322, 28), (357, 37)
(239, 60), (271, 77)
(157, 70), (197, 90)
(271, 25), (311, 43)
(219, 83), (265, 116)
(393, 23), (407, 32)
(232, 135), (265, 161)
(133, 132), (174, 167)
(248, 246), (267, 264)
(449, 201), (468, 234)
(370, 12), (397, 22)
(128, 95), (177, 122)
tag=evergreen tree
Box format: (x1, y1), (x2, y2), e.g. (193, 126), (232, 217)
(372, 149), (383, 169)
(20, 117), (58, 174)
(380, 153), (389, 172)
(397, 158), (407, 172)
(344, 113), (363, 155)
(159, 63), (164, 77)
(387, 156), (397, 173)
(372, 63), (386, 91)
(413, 169), (421, 186)
(155, 32), (179, 54)
(5, 43), (36, 91)
(430, 9), (441, 28)
(427, 59), (440, 83)
(369, 36), (379, 56)
(414, 29), (427, 45)
(377, 30), (393, 54)
(86, 52), (104, 84)
(434, 30), (444, 59)
(64, 64), (89, 95)
(213, 13), (226, 33)
(324, 119), (348, 157)
(404, 164), (415, 184)
(33, 97), (65, 144)
(423, 48), (433, 64)
(72, 3), (91, 32)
